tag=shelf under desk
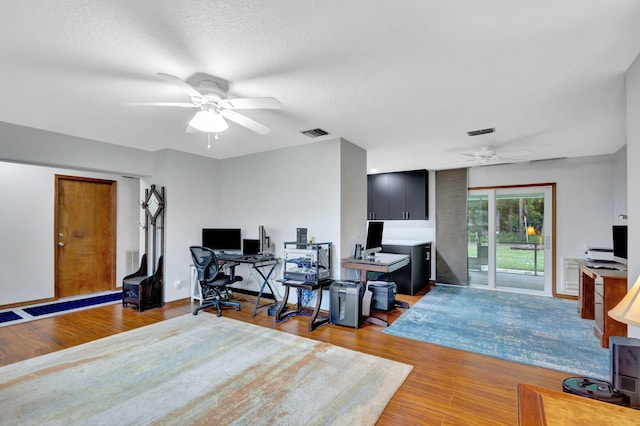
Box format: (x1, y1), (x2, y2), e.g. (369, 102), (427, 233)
(275, 278), (333, 332)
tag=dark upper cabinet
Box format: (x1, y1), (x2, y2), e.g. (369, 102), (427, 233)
(368, 174), (389, 220)
(367, 169), (428, 220)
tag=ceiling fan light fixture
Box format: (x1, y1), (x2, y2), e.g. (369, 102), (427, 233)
(189, 110), (229, 133)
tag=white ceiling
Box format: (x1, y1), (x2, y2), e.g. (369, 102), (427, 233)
(2, 1), (640, 172)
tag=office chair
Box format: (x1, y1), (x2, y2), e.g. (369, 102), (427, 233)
(190, 246), (242, 317)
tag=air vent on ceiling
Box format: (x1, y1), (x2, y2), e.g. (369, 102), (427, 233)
(301, 128), (330, 138)
(467, 127), (495, 137)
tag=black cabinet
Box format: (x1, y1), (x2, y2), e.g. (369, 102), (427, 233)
(367, 170), (428, 220)
(368, 174), (389, 220)
(381, 243), (431, 295)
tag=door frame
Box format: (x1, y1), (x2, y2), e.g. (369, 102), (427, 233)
(468, 182), (556, 296)
(54, 175), (117, 297)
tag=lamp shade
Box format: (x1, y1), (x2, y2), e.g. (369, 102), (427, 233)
(188, 110), (229, 133)
(609, 275), (640, 327)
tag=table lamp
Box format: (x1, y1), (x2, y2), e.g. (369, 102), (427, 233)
(608, 274), (640, 408)
(609, 275), (640, 326)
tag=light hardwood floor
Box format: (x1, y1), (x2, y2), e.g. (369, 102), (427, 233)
(0, 288), (569, 425)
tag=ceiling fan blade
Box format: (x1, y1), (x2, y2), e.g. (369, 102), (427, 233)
(218, 97), (281, 110)
(129, 102), (197, 107)
(220, 110), (271, 135)
(156, 73), (204, 100)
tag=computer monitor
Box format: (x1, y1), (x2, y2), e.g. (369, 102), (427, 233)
(202, 228), (242, 252)
(613, 225), (627, 265)
(363, 221), (384, 258)
(243, 239), (260, 255)
(259, 225), (271, 254)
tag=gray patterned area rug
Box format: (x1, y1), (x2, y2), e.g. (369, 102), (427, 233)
(384, 285), (609, 379)
(0, 315), (412, 425)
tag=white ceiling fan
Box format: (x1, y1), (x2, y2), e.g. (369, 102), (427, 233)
(136, 73), (282, 135)
(463, 146), (530, 166)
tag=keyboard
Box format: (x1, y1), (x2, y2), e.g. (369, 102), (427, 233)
(217, 252), (243, 261)
(586, 262), (620, 270)
(218, 253), (273, 262)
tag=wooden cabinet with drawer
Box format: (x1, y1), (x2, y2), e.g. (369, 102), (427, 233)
(578, 261), (627, 348)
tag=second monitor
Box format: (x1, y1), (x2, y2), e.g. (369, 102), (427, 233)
(243, 239), (260, 256)
(363, 221), (384, 258)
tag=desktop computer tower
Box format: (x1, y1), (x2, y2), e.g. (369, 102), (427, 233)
(330, 281), (364, 329)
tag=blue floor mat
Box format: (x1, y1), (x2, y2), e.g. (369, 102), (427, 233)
(23, 292), (122, 317)
(0, 311), (23, 324)
(384, 285), (609, 380)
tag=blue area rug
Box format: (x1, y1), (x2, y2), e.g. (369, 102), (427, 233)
(384, 285), (609, 379)
(22, 292), (122, 317)
(0, 311), (23, 324)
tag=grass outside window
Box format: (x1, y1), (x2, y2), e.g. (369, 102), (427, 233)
(468, 242), (545, 272)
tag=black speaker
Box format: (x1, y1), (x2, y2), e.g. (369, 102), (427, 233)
(610, 336), (640, 408)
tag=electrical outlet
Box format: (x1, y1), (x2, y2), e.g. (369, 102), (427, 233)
(174, 280), (183, 290)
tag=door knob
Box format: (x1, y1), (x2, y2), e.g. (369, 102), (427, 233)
(58, 242), (65, 247)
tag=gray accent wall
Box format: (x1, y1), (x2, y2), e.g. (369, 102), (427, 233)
(435, 168), (468, 285)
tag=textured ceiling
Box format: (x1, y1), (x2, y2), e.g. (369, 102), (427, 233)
(1, 1), (640, 172)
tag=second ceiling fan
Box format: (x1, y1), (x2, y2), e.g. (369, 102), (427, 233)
(140, 73), (281, 135)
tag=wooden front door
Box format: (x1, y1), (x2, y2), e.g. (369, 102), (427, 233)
(55, 175), (117, 297)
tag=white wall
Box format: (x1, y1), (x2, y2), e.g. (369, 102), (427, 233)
(340, 140), (368, 260)
(0, 121), (153, 176)
(0, 161), (139, 305)
(626, 50), (640, 338)
(0, 128), (365, 308)
(468, 154), (620, 293)
(613, 145), (628, 223)
(218, 139), (341, 258)
(141, 149), (222, 303)
(209, 138), (365, 308)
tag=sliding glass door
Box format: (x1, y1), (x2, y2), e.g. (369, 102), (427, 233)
(468, 185), (553, 295)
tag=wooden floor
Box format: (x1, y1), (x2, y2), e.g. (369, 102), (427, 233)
(0, 288), (569, 425)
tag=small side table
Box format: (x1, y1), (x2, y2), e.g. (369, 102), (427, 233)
(275, 279), (333, 331)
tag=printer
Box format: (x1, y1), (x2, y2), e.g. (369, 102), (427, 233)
(586, 247), (614, 262)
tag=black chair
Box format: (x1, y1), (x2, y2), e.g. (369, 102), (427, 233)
(123, 254), (164, 312)
(190, 246), (242, 317)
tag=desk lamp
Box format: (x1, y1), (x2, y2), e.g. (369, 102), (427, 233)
(608, 274), (640, 407)
(609, 274), (640, 327)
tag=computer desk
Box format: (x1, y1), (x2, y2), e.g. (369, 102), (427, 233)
(341, 253), (411, 322)
(341, 253), (410, 283)
(216, 253), (281, 317)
